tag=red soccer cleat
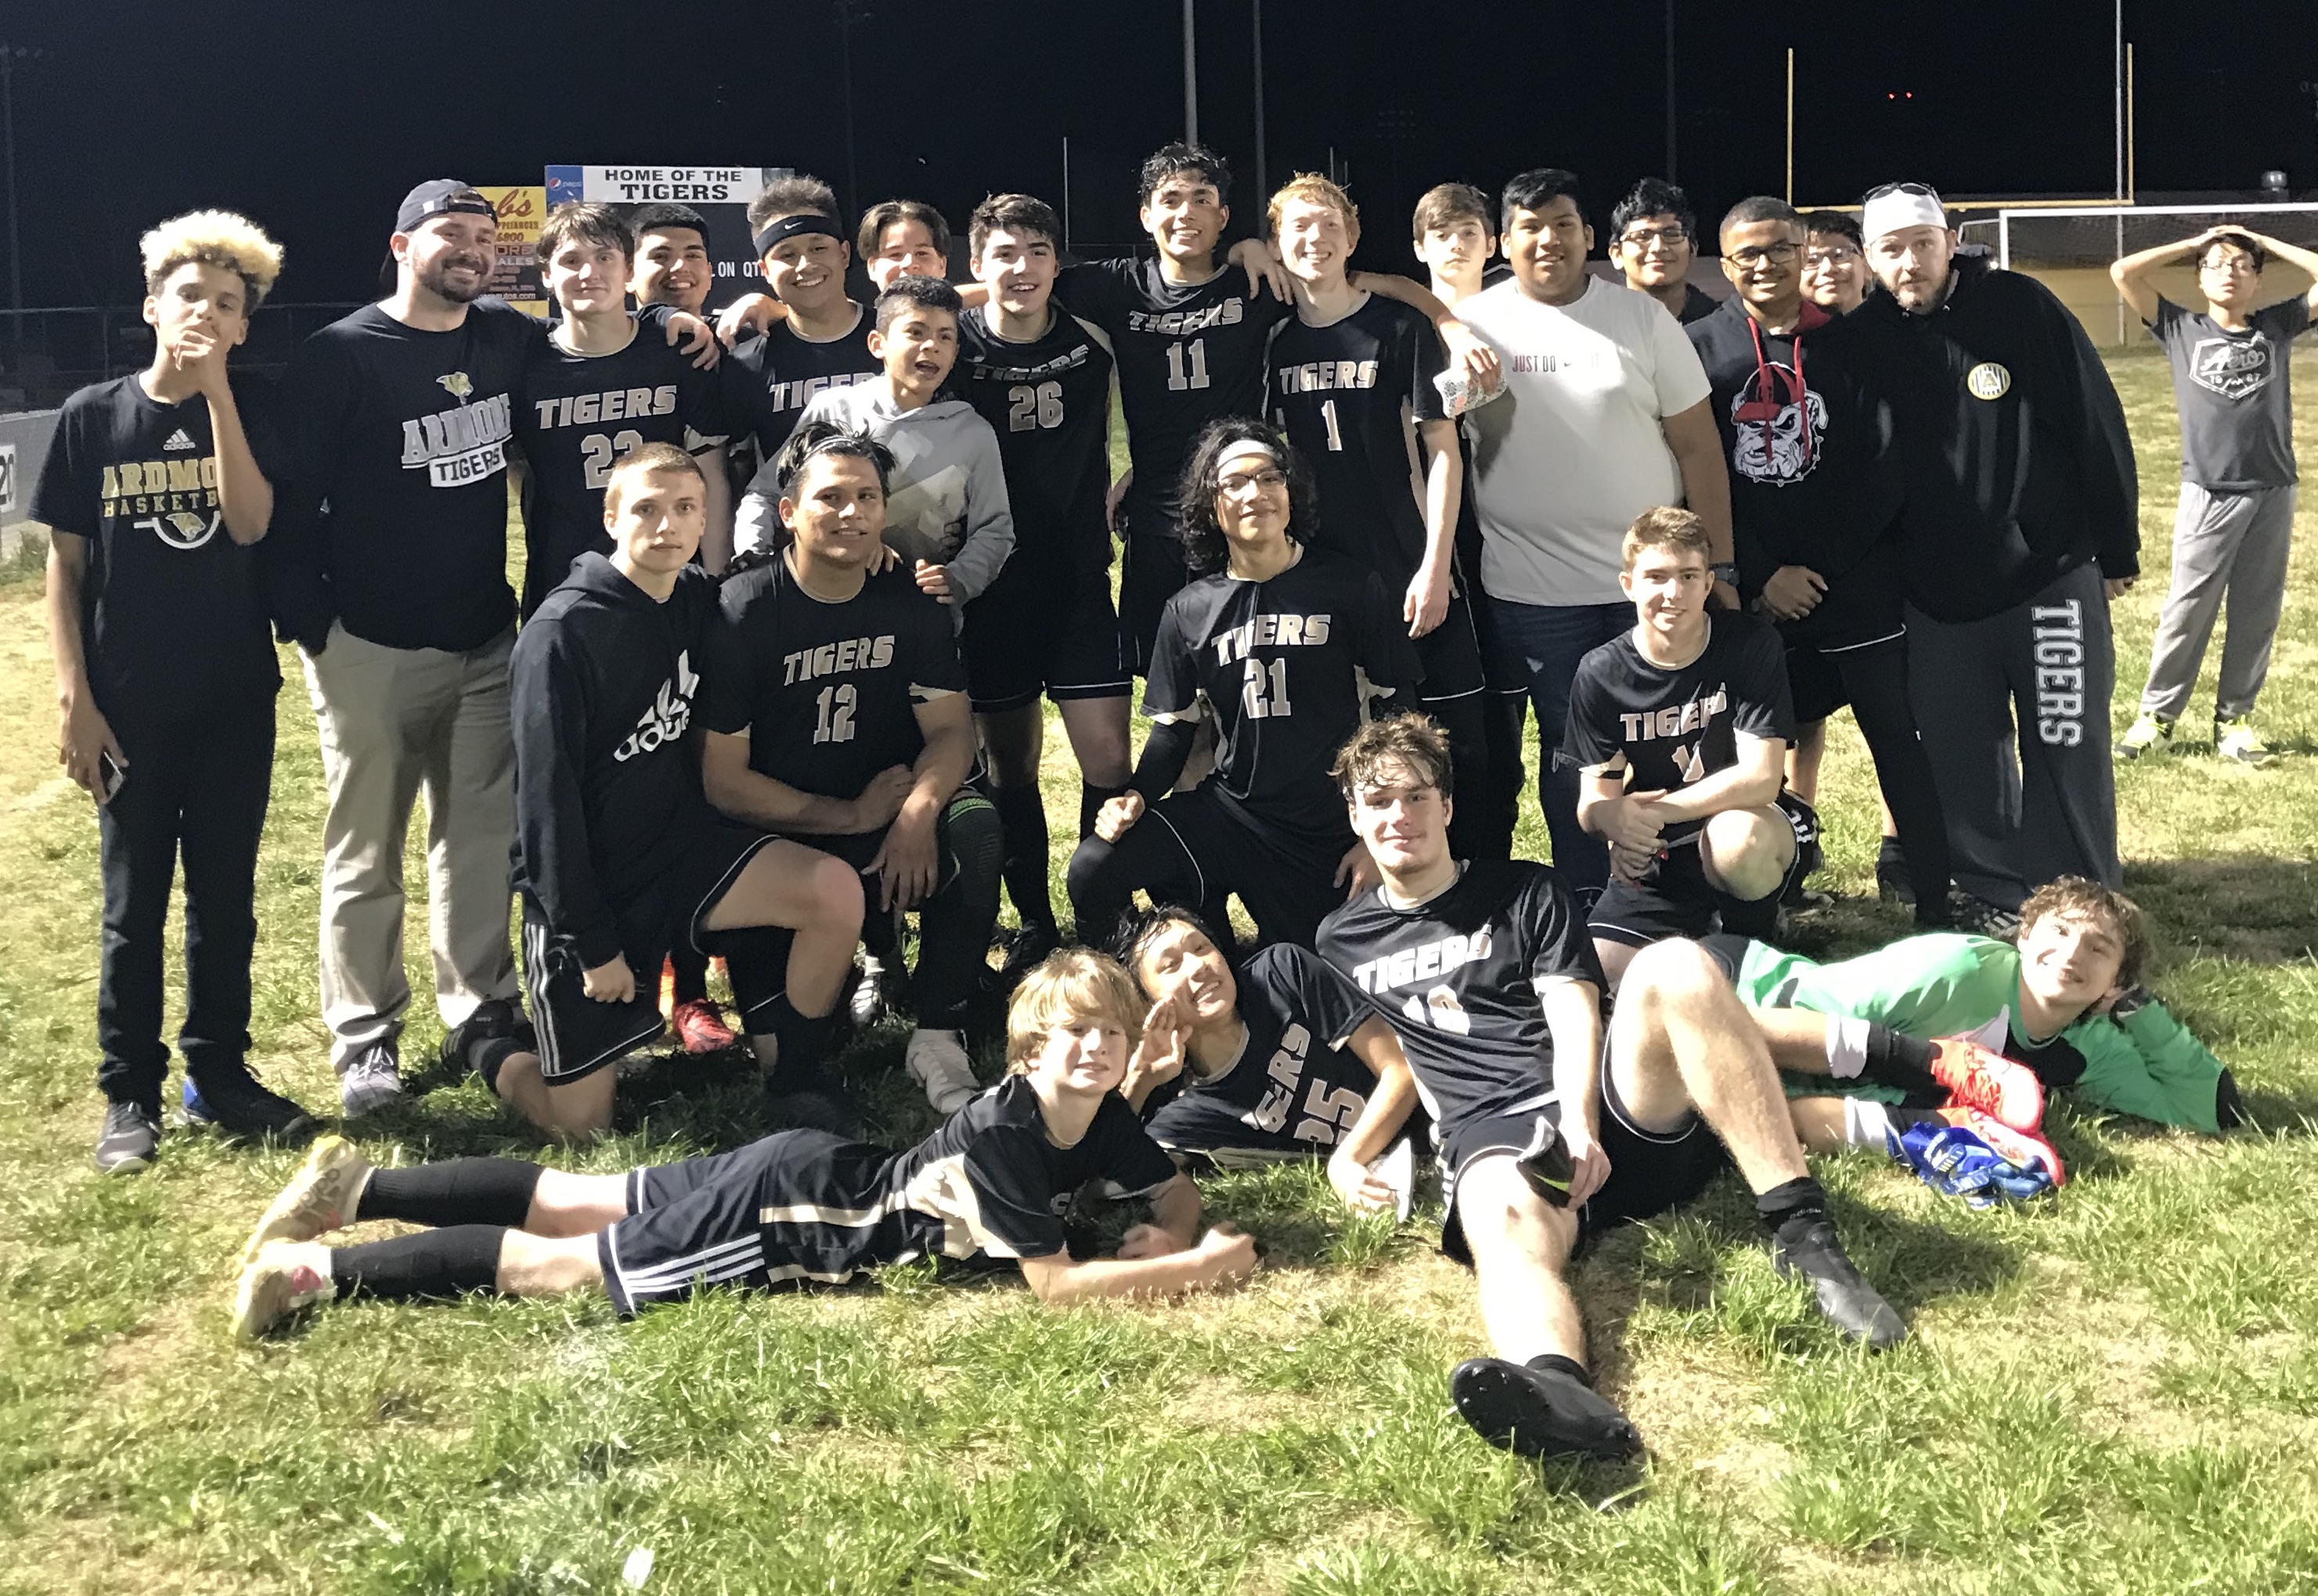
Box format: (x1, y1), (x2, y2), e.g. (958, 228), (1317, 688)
(671, 999), (737, 1054)
(1929, 1038), (2045, 1133)
(1938, 1107), (2067, 1188)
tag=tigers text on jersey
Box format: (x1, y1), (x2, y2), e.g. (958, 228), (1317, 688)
(1268, 294), (1450, 589)
(956, 305), (1116, 572)
(702, 556), (965, 802)
(510, 556), (721, 968)
(1054, 258), (1289, 536)
(1559, 611), (1793, 845)
(1142, 943), (1380, 1163)
(514, 321), (730, 618)
(31, 373), (281, 719)
(729, 307), (881, 455)
(1319, 859), (1602, 1132)
(1145, 546), (1420, 848)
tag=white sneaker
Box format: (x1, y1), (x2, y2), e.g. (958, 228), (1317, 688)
(849, 954), (889, 1028)
(337, 1042), (404, 1118)
(905, 1029), (980, 1115)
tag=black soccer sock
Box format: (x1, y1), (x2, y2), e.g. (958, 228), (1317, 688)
(990, 785), (1057, 933)
(1861, 1026), (1945, 1106)
(914, 794), (1004, 1029)
(757, 993), (836, 1078)
(331, 1225), (507, 1301)
(1523, 1353), (1593, 1387)
(1080, 782), (1127, 841)
(354, 1158), (544, 1229)
(669, 943), (711, 1007)
(1877, 834), (1906, 867)
(1754, 1174), (1831, 1241)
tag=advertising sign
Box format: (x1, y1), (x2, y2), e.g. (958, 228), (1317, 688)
(476, 186), (548, 317)
(543, 166), (790, 311)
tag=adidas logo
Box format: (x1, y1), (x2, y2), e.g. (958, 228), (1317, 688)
(161, 429), (197, 451)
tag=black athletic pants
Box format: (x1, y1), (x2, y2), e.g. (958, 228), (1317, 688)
(96, 696), (276, 1108)
(1905, 560), (2121, 910)
(1792, 635), (1952, 915)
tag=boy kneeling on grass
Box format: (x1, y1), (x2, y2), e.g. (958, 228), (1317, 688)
(232, 949), (1256, 1336)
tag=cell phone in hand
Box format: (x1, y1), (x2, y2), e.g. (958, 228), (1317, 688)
(97, 751), (126, 802)
(1515, 1119), (1575, 1209)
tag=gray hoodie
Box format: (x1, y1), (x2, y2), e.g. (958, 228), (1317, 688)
(736, 380), (1016, 610)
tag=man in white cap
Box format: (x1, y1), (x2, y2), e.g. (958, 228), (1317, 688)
(1848, 182), (2137, 935)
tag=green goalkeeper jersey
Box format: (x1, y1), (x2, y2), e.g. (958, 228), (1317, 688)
(1733, 933), (2229, 1133)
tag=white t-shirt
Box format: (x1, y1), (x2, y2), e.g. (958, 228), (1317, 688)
(1457, 276), (1712, 606)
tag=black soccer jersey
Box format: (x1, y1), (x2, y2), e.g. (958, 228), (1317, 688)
(31, 373), (282, 721)
(1145, 546), (1420, 848)
(514, 321), (732, 618)
(728, 307), (881, 456)
(955, 305), (1116, 574)
(1143, 942), (1382, 1162)
(1054, 257), (1289, 538)
(701, 555), (965, 801)
(267, 299), (542, 652)
(1268, 294), (1450, 589)
(877, 1074), (1181, 1262)
(1559, 611), (1794, 845)
(1318, 859), (1602, 1133)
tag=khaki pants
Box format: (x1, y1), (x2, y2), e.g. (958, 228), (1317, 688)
(303, 621), (518, 1068)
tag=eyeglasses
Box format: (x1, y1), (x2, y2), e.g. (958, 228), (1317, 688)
(1804, 245), (1862, 267)
(1618, 226), (1688, 251)
(1727, 243), (1801, 268)
(1217, 468), (1288, 497)
(1862, 181), (1941, 202)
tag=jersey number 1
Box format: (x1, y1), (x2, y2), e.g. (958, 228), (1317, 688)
(813, 683), (857, 744)
(1320, 398), (1344, 452)
(1242, 656), (1292, 719)
(1165, 338), (1210, 392)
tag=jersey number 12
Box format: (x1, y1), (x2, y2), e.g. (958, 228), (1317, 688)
(813, 683), (857, 744)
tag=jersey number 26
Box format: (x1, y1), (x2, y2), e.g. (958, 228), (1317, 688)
(1006, 382), (1064, 431)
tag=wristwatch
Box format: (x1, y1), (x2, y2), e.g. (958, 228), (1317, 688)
(1711, 562), (1740, 586)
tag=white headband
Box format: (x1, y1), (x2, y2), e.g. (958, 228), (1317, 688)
(1862, 187), (1948, 244)
(1215, 438), (1281, 474)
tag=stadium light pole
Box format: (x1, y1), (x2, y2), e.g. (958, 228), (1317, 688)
(1663, 0), (1677, 180)
(2112, 0), (2123, 201)
(1251, 0), (1267, 201)
(835, 0), (860, 217)
(0, 43), (31, 318)
(1182, 0), (1199, 145)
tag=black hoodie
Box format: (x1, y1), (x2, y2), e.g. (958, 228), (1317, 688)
(1686, 295), (1905, 647)
(1849, 251), (2138, 622)
(510, 553), (719, 968)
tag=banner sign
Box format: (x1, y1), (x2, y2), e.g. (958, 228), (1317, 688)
(543, 166), (790, 310)
(477, 186), (547, 317)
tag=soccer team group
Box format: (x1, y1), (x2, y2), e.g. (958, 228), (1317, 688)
(39, 139), (2309, 1461)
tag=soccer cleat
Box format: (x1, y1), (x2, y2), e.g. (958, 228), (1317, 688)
(232, 1241), (334, 1339)
(439, 999), (530, 1078)
(993, 922), (1061, 990)
(906, 1028), (982, 1116)
(1929, 1038), (2044, 1132)
(95, 1100), (161, 1175)
(182, 1068), (317, 1144)
(849, 953), (892, 1029)
(1449, 1357), (1642, 1462)
(1938, 1107), (2067, 1189)
(2114, 712), (2174, 760)
(1770, 1219), (1907, 1349)
(1945, 892), (2021, 939)
(240, 1135), (373, 1263)
(337, 1041), (405, 1119)
(1875, 845), (1914, 908)
(2215, 716), (2273, 766)
(670, 998), (738, 1054)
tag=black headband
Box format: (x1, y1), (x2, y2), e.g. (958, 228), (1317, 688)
(752, 213), (845, 258)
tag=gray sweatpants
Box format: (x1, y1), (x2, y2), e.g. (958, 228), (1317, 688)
(1906, 560), (2121, 910)
(2137, 481), (2295, 724)
(301, 621), (520, 1069)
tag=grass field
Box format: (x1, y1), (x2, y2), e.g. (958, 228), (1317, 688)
(5, 346), (2318, 1594)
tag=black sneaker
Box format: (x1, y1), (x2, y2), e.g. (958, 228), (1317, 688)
(1450, 1357), (1642, 1462)
(993, 922), (1061, 990)
(1771, 1217), (1907, 1349)
(1875, 850), (1915, 908)
(1945, 892), (2021, 939)
(766, 1069), (868, 1140)
(95, 1099), (162, 1174)
(441, 998), (533, 1091)
(184, 1068), (318, 1144)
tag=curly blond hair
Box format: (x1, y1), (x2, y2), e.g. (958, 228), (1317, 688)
(139, 210), (284, 308)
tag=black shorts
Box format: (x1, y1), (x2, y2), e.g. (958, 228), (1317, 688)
(1413, 589), (1491, 705)
(1119, 533), (1191, 677)
(1134, 786), (1351, 949)
(962, 560), (1134, 713)
(1784, 631), (1905, 724)
(1436, 1048), (1728, 1266)
(521, 822), (777, 1086)
(598, 1128), (896, 1316)
(1589, 794), (1821, 951)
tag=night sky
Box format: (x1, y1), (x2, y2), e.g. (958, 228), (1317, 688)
(9, 1), (2318, 308)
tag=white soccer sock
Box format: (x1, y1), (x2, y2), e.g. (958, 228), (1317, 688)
(1825, 1016), (1873, 1080)
(1841, 1097), (1898, 1151)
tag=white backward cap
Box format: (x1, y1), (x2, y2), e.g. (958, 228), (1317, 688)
(1861, 185), (1948, 243)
